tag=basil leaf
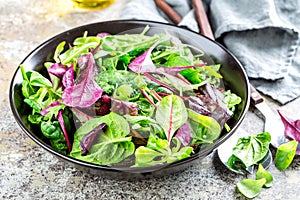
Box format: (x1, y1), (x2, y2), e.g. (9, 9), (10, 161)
(236, 178), (266, 199)
(155, 95), (188, 143)
(275, 140), (298, 171)
(256, 164), (273, 188)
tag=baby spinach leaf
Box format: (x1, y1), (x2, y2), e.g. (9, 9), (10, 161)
(70, 112), (134, 165)
(232, 132), (271, 168)
(155, 95), (188, 143)
(256, 164), (273, 188)
(41, 121), (68, 154)
(236, 178), (266, 199)
(188, 109), (221, 144)
(275, 140), (297, 171)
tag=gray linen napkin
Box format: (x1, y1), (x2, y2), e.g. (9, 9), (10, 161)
(121, 0), (300, 104)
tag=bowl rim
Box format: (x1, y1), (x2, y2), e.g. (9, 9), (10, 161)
(9, 19), (250, 174)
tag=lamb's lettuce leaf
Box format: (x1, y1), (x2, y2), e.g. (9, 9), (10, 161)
(134, 134), (193, 167)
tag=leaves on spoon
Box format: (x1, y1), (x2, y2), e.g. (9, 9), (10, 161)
(62, 53), (103, 108)
(231, 132), (271, 168)
(275, 139), (298, 171)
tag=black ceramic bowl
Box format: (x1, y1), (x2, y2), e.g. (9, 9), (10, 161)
(9, 20), (250, 180)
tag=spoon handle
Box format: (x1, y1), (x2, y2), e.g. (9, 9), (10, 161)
(250, 84), (264, 105)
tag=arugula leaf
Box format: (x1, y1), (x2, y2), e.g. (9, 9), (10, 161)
(155, 95), (188, 143)
(59, 34), (101, 66)
(275, 140), (297, 171)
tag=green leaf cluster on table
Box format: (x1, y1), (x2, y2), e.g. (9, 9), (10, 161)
(237, 164), (273, 199)
(229, 131), (299, 198)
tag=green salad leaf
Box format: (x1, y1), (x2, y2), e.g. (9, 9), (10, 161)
(237, 178), (266, 199)
(231, 132), (271, 168)
(70, 112), (135, 165)
(256, 164), (273, 188)
(155, 95), (188, 143)
(188, 109), (221, 144)
(275, 140), (298, 171)
(134, 134), (193, 167)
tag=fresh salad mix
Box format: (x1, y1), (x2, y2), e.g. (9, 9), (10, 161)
(20, 26), (241, 167)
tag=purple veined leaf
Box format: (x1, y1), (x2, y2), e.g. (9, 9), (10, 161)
(97, 32), (111, 38)
(128, 41), (159, 74)
(163, 66), (194, 76)
(40, 100), (61, 116)
(70, 107), (95, 124)
(156, 95), (188, 144)
(278, 110), (300, 142)
(144, 72), (177, 93)
(110, 97), (139, 116)
(95, 94), (111, 116)
(48, 63), (68, 79)
(139, 88), (157, 108)
(62, 65), (75, 88)
(80, 123), (106, 155)
(58, 110), (72, 152)
(62, 53), (103, 108)
(175, 122), (192, 146)
(188, 94), (231, 129)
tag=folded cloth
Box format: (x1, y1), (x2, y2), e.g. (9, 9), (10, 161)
(121, 0), (300, 104)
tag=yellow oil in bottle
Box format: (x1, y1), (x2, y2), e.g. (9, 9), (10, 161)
(71, 0), (115, 10)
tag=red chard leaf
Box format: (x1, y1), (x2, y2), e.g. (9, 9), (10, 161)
(278, 110), (300, 142)
(128, 41), (158, 74)
(48, 63), (68, 78)
(58, 110), (72, 152)
(62, 65), (75, 88)
(175, 122), (192, 146)
(62, 53), (103, 108)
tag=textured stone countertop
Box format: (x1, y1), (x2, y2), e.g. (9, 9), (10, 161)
(1, 0), (300, 199)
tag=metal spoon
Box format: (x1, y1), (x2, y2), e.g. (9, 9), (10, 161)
(217, 128), (273, 175)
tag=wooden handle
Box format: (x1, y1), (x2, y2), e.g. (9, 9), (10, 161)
(192, 0), (215, 40)
(250, 84), (264, 105)
(154, 0), (182, 25)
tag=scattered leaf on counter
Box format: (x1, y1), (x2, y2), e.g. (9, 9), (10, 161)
(275, 140), (298, 171)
